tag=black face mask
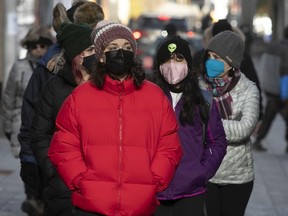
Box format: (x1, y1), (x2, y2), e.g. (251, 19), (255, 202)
(104, 49), (134, 77)
(82, 54), (96, 73)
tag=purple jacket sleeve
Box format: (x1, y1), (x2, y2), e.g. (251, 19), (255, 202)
(201, 100), (227, 180)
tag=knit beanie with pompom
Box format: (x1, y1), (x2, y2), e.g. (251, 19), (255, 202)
(91, 20), (137, 61)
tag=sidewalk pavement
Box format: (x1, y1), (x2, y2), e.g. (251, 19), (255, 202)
(0, 136), (25, 216)
(245, 114), (288, 216)
(0, 115), (288, 216)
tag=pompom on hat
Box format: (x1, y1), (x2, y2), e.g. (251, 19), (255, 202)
(206, 30), (244, 69)
(212, 19), (232, 36)
(156, 36), (193, 69)
(91, 20), (137, 60)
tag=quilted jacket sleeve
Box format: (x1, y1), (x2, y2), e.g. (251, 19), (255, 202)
(151, 95), (183, 192)
(222, 80), (260, 143)
(48, 93), (87, 191)
(201, 100), (227, 180)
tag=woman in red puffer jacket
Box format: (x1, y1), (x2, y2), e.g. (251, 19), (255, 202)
(48, 20), (183, 216)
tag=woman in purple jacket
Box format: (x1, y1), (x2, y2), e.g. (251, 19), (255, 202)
(152, 36), (227, 216)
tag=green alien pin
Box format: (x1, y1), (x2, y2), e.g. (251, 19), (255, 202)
(168, 43), (177, 53)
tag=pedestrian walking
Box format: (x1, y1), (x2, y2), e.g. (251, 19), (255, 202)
(1, 25), (54, 216)
(48, 20), (183, 216)
(254, 25), (288, 152)
(198, 30), (260, 216)
(151, 35), (227, 216)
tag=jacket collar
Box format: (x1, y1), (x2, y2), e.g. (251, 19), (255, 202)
(58, 63), (78, 87)
(103, 75), (136, 95)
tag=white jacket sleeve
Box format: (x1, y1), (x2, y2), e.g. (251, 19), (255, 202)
(222, 78), (260, 143)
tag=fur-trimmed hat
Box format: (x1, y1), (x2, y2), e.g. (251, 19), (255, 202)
(66, 0), (86, 22)
(53, 2), (104, 33)
(156, 36), (193, 69)
(73, 1), (104, 28)
(91, 20), (137, 61)
(21, 26), (54, 49)
(53, 3), (71, 33)
(206, 30), (244, 68)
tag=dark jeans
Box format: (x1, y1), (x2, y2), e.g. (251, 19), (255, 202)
(154, 193), (206, 216)
(206, 181), (253, 216)
(72, 207), (104, 216)
(257, 94), (288, 142)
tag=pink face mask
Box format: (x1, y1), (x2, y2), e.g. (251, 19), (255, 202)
(160, 62), (188, 85)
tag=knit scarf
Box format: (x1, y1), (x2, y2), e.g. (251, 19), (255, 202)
(205, 70), (241, 119)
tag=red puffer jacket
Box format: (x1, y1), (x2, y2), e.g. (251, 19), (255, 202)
(48, 75), (182, 216)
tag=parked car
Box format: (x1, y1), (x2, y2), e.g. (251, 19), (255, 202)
(138, 32), (203, 75)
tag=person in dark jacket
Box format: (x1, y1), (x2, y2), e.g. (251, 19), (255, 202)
(18, 2), (104, 216)
(152, 36), (227, 216)
(48, 20), (183, 216)
(253, 25), (288, 152)
(30, 20), (95, 216)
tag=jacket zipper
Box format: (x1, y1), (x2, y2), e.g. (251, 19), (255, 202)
(117, 94), (123, 214)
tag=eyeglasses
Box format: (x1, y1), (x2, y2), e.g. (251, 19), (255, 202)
(30, 44), (47, 50)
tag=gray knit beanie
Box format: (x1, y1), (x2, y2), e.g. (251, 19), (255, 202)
(91, 20), (137, 61)
(206, 30), (244, 68)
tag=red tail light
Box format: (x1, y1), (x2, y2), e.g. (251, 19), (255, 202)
(187, 31), (195, 37)
(158, 15), (170, 21)
(133, 30), (142, 40)
(142, 56), (154, 70)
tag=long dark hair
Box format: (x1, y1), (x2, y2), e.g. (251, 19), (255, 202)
(90, 58), (146, 89)
(151, 67), (209, 126)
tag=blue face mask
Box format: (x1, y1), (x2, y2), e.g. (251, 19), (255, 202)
(205, 58), (225, 78)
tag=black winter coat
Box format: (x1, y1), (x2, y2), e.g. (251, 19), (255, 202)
(31, 63), (77, 216)
(18, 64), (53, 163)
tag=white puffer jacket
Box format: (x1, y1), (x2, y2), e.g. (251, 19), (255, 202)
(199, 72), (260, 184)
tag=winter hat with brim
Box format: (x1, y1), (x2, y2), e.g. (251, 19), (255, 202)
(156, 36), (193, 69)
(56, 22), (93, 63)
(206, 30), (244, 69)
(91, 20), (137, 61)
(21, 26), (54, 49)
(73, 1), (104, 28)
